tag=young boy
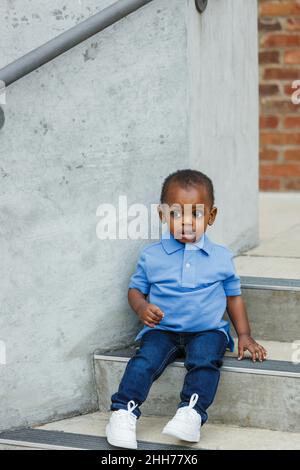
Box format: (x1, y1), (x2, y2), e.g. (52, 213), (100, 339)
(106, 169), (267, 449)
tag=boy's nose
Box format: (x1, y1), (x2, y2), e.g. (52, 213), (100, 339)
(182, 224), (193, 232)
(183, 213), (193, 224)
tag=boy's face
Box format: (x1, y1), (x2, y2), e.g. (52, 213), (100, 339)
(158, 183), (217, 243)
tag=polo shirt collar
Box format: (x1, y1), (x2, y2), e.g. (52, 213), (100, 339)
(161, 229), (213, 255)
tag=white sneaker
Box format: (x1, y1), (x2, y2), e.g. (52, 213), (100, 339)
(162, 393), (201, 442)
(106, 400), (138, 449)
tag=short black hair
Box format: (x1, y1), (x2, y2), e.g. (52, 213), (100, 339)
(160, 169), (214, 208)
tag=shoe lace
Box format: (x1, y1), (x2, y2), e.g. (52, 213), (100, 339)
(114, 400), (138, 429)
(177, 393), (200, 423)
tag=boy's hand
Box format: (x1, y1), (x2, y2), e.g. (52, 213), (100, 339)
(238, 334), (267, 362)
(137, 303), (164, 328)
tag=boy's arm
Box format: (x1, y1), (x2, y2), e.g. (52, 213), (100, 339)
(128, 288), (148, 317)
(127, 250), (164, 328)
(226, 295), (267, 362)
(128, 288), (164, 328)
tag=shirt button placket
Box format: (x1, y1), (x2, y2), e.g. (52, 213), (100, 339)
(182, 252), (196, 286)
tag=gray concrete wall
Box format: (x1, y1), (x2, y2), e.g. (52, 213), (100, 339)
(187, 0), (259, 253)
(0, 0), (258, 430)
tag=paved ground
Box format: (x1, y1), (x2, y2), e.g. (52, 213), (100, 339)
(235, 192), (300, 278)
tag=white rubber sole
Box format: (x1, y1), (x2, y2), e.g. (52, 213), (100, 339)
(105, 424), (138, 450)
(162, 423), (200, 443)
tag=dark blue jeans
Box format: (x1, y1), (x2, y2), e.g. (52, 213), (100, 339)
(110, 329), (228, 426)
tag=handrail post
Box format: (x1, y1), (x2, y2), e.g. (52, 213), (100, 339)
(195, 0), (208, 14)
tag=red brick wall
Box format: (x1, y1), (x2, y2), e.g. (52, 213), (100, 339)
(259, 0), (300, 191)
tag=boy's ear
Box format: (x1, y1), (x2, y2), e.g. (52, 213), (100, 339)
(208, 206), (217, 225)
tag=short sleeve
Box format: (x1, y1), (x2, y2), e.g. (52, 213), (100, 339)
(223, 252), (242, 296)
(128, 250), (150, 295)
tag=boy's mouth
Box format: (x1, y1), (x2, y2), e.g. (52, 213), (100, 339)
(176, 231), (196, 241)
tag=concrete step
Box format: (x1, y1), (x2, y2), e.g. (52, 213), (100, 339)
(2, 411), (299, 450)
(0, 427), (192, 451)
(230, 276), (300, 343)
(227, 338), (296, 362)
(93, 342), (300, 433)
(235, 256), (300, 280)
(0, 444), (40, 450)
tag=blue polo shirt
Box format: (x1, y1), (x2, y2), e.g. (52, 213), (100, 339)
(128, 229), (242, 352)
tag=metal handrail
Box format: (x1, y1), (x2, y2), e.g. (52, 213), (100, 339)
(0, 0), (207, 89)
(0, 0), (153, 87)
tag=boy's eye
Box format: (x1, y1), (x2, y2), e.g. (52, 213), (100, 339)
(170, 210), (204, 219)
(170, 210), (182, 219)
(194, 210), (204, 218)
